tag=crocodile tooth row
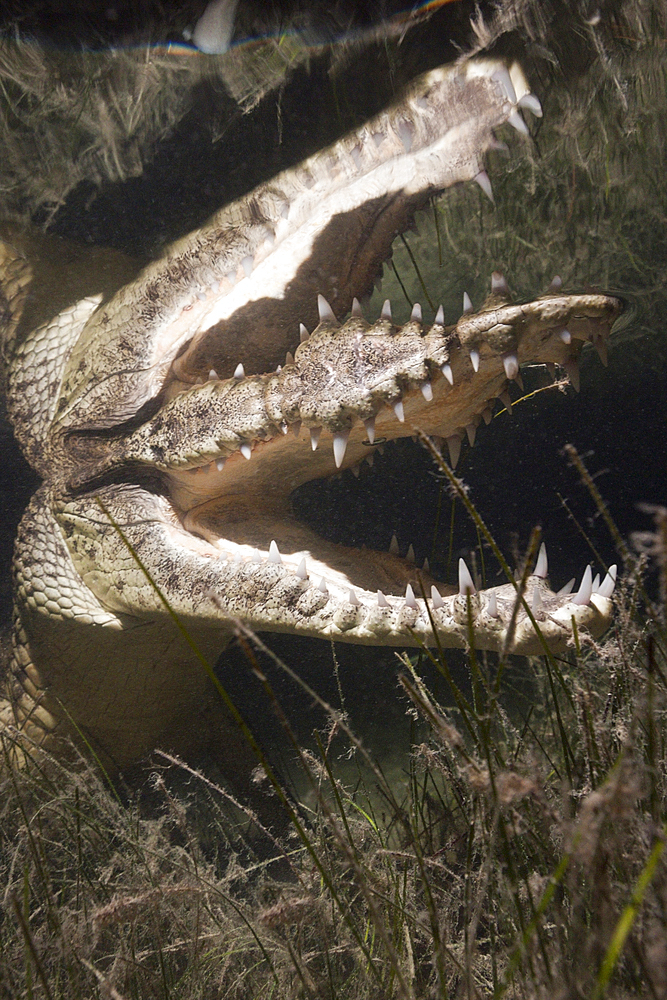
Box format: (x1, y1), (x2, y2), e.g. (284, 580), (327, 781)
(191, 273), (608, 472)
(216, 537), (617, 614)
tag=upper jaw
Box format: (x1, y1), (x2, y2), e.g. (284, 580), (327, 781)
(53, 56), (540, 433)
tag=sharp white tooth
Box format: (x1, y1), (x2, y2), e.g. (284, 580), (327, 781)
(242, 255), (254, 277)
(560, 329), (572, 344)
(366, 453), (374, 467)
(351, 297), (363, 317)
(518, 93), (543, 117)
(240, 444), (252, 460)
(405, 584), (418, 609)
(466, 423), (477, 447)
(446, 435), (461, 468)
(572, 566), (593, 605)
(285, 352), (294, 365)
(422, 557), (430, 573)
(462, 292), (473, 313)
(458, 558), (476, 596)
(348, 589), (360, 606)
(226, 270), (237, 285)
(317, 294), (336, 322)
(397, 120), (413, 152)
(389, 534), (399, 556)
(482, 407), (493, 425)
(296, 557), (308, 579)
(434, 305), (445, 325)
(508, 110), (529, 135)
(592, 573), (601, 593)
(596, 565), (617, 598)
(594, 335), (608, 366)
(318, 577), (328, 595)
(503, 353), (519, 380)
(557, 579), (576, 597)
(487, 590), (498, 618)
(470, 349), (480, 372)
(421, 381), (433, 401)
(234, 363), (245, 379)
(491, 272), (509, 295)
(411, 302), (422, 322)
(364, 417), (375, 444)
(310, 426), (322, 450)
(534, 543), (548, 579)
(252, 550), (262, 563)
(269, 541), (282, 564)
(351, 464), (361, 478)
(333, 429), (350, 468)
(208, 368), (219, 380)
(350, 144), (362, 169)
(474, 170), (494, 202)
(499, 390), (513, 413)
(377, 590), (390, 608)
(548, 275), (563, 293)
(406, 544), (415, 563)
(276, 365), (282, 373)
(531, 587), (542, 611)
(431, 585), (444, 609)
(211, 281), (220, 293)
(563, 359), (580, 392)
(280, 421), (288, 434)
(299, 323), (310, 343)
(381, 299), (392, 322)
(392, 399), (405, 422)
(291, 420), (301, 438)
(215, 457), (226, 472)
(372, 131), (385, 147)
(491, 66), (517, 103)
(441, 363), (454, 385)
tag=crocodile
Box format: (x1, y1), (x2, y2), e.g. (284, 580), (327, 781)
(0, 56), (621, 804)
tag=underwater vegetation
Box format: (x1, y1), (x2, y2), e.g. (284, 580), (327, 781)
(1, 471), (666, 999)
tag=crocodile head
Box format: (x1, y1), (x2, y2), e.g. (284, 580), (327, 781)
(1, 55), (621, 776)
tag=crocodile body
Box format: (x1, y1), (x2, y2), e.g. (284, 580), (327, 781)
(0, 56), (620, 795)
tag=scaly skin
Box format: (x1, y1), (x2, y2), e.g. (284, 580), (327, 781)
(0, 55), (621, 799)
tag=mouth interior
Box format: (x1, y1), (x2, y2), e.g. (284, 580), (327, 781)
(160, 292), (472, 597)
(172, 194), (418, 384)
